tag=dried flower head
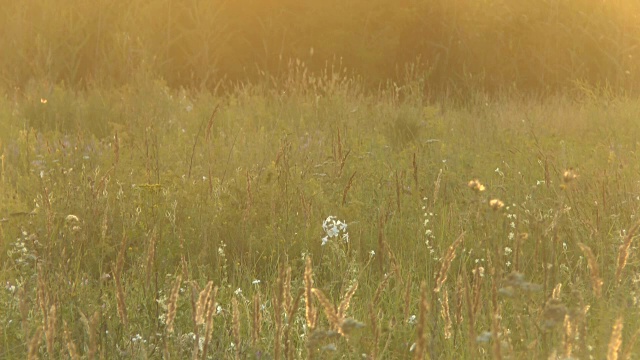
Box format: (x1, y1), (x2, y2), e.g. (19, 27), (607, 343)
(468, 179), (486, 192)
(563, 168), (578, 183)
(489, 199), (504, 211)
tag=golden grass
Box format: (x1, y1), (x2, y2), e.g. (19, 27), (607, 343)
(577, 242), (603, 298)
(607, 316), (624, 360)
(615, 221), (640, 283)
(166, 275), (182, 333)
(434, 231), (465, 293)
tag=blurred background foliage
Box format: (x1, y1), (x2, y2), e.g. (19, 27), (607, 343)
(1, 0), (639, 95)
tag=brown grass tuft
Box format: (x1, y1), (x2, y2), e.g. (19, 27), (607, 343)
(434, 231), (465, 293)
(607, 316), (623, 360)
(166, 274), (182, 333)
(577, 242), (603, 298)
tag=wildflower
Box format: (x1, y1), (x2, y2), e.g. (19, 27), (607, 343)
(234, 288), (242, 296)
(321, 216), (349, 245)
(489, 199), (504, 211)
(252, 279), (261, 285)
(468, 179), (486, 192)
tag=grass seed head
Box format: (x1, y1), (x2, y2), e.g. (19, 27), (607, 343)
(607, 316), (623, 360)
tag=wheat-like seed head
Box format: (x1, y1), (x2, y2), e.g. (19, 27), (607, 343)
(607, 316), (624, 360)
(434, 231), (465, 293)
(562, 314), (573, 359)
(552, 283), (562, 300)
(27, 327), (43, 360)
(577, 242), (603, 298)
(196, 281), (214, 325)
(166, 275), (182, 333)
(372, 274), (390, 307)
(338, 282), (358, 320)
(432, 168), (443, 206)
(304, 256), (316, 330)
(201, 286), (218, 360)
(63, 320), (80, 360)
(45, 304), (57, 355)
(312, 288), (341, 331)
(441, 288), (452, 340)
(615, 221), (640, 283)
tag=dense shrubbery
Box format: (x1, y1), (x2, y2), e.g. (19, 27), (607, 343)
(1, 0), (639, 94)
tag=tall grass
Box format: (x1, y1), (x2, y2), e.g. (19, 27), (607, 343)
(1, 69), (640, 359)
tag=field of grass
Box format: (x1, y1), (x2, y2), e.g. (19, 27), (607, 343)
(1, 75), (640, 359)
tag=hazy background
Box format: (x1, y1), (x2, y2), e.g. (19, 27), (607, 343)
(2, 0), (639, 95)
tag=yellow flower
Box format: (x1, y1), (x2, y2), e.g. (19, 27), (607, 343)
(468, 179), (486, 192)
(489, 199), (504, 211)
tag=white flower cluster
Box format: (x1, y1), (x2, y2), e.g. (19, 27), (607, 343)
(321, 216), (349, 246)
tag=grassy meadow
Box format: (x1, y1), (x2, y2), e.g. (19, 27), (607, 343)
(1, 72), (640, 359)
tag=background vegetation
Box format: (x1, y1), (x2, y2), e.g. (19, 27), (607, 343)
(1, 0), (639, 94)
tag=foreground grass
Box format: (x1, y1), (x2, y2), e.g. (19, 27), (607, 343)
(1, 79), (640, 359)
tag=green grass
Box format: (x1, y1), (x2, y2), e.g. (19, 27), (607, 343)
(1, 77), (640, 359)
